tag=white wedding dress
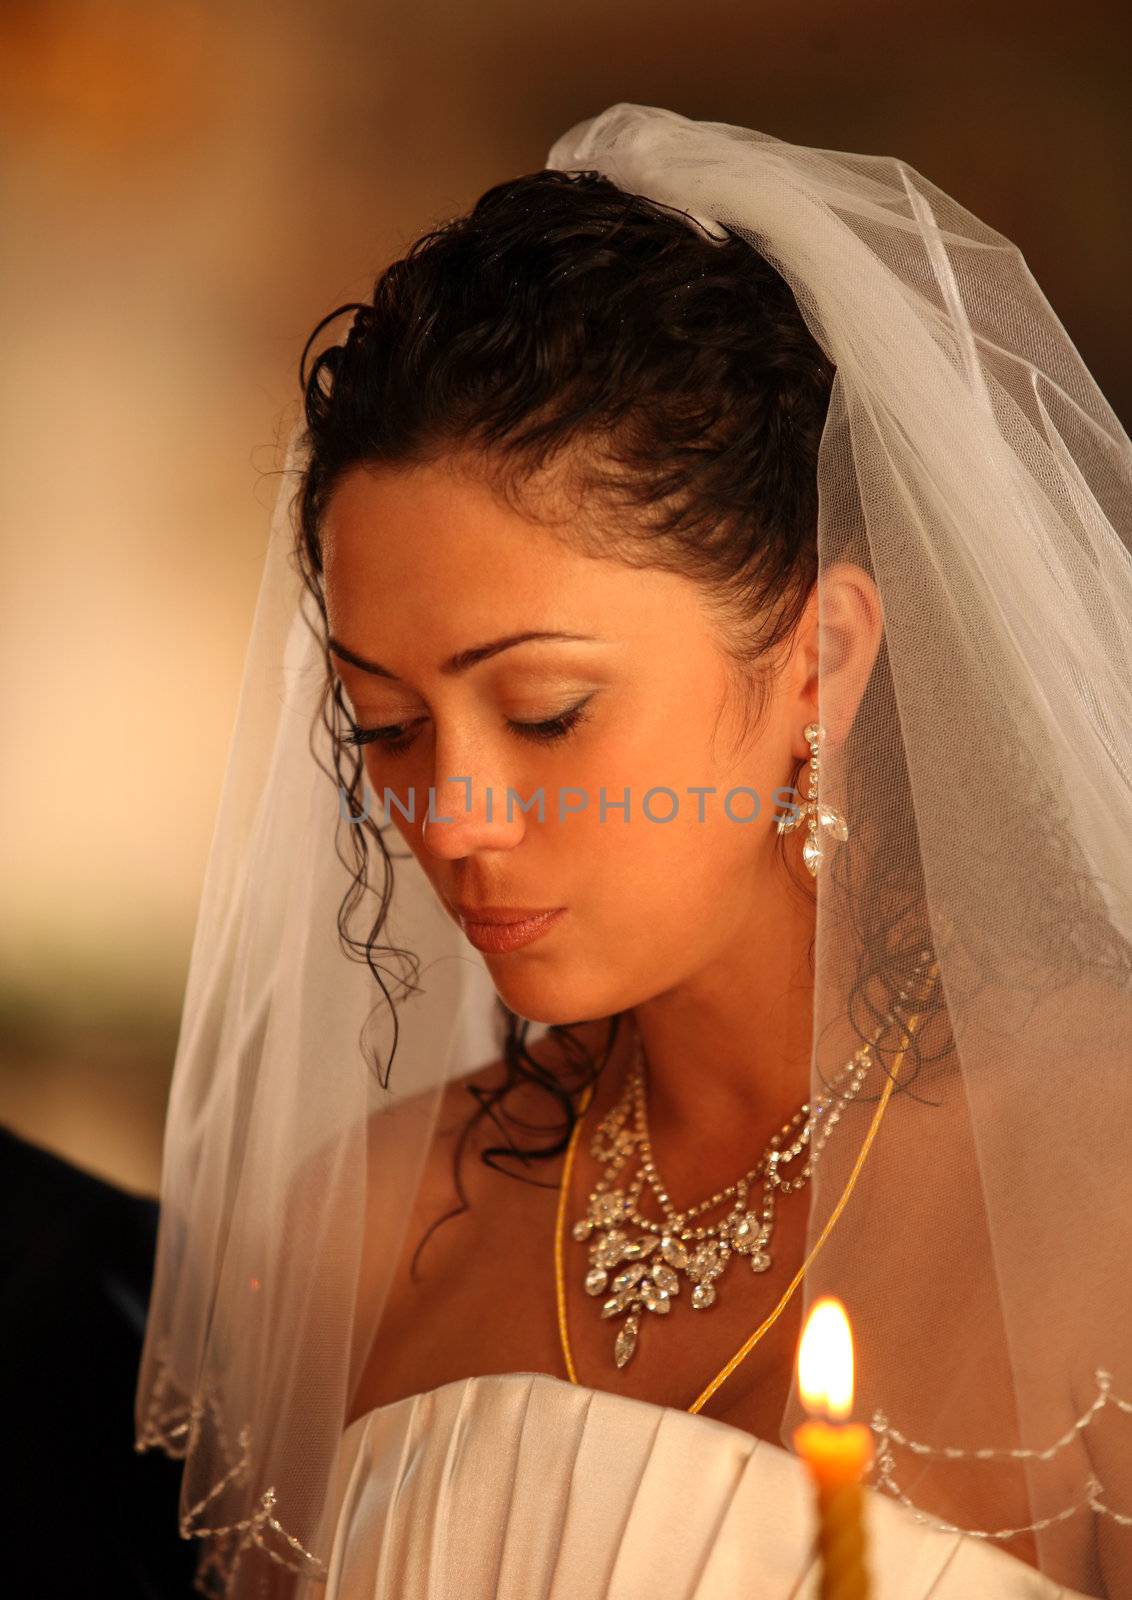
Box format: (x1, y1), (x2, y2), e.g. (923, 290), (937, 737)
(300, 1370), (1098, 1599)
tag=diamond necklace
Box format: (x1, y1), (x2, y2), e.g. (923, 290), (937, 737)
(570, 978), (927, 1370)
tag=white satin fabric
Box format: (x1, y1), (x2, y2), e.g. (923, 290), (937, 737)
(301, 1371), (1094, 1599)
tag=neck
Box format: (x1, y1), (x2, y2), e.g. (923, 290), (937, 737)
(618, 863), (862, 1207)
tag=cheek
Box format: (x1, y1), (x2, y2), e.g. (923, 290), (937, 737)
(578, 684), (775, 888)
(570, 685), (777, 843)
(569, 782), (765, 916)
(555, 812), (758, 1008)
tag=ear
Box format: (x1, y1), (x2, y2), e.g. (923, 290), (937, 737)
(790, 563), (884, 759)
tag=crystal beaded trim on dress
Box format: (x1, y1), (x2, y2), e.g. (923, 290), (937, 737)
(870, 1368), (1132, 1541)
(135, 1339), (330, 1596)
(137, 1342), (1132, 1590)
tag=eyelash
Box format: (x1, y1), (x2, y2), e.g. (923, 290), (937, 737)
(341, 695), (596, 756)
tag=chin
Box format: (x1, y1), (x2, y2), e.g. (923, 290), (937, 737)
(486, 961), (635, 1030)
(488, 977), (592, 1028)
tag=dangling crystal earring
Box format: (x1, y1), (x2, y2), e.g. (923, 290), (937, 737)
(776, 721), (848, 876)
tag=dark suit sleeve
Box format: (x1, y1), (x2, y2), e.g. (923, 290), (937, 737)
(0, 1122), (200, 1597)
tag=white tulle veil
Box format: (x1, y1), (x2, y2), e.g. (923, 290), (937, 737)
(134, 103), (1132, 1598)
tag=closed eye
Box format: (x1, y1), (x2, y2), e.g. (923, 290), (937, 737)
(341, 694), (596, 756)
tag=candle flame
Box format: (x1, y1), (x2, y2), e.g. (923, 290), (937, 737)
(797, 1295), (855, 1421)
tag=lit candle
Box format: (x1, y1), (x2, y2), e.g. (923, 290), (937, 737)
(793, 1296), (873, 1600)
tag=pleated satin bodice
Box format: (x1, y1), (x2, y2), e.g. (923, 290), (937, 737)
(305, 1370), (1095, 1599)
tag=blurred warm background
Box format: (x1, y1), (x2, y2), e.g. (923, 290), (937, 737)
(1, 0), (1129, 1197)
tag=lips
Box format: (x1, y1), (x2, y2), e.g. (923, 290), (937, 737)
(452, 904), (562, 926)
(455, 906), (568, 954)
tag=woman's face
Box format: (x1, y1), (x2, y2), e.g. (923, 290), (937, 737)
(322, 457), (822, 1026)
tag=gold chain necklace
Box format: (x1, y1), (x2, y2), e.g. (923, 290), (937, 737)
(553, 961), (939, 1415)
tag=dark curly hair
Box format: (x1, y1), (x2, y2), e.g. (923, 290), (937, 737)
(281, 167), (1125, 1275)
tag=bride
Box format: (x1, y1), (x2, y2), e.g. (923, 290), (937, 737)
(135, 104), (1132, 1599)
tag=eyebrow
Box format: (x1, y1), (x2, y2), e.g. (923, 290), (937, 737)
(327, 630), (603, 680)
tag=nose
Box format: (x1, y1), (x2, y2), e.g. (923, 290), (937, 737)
(420, 770), (526, 858)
